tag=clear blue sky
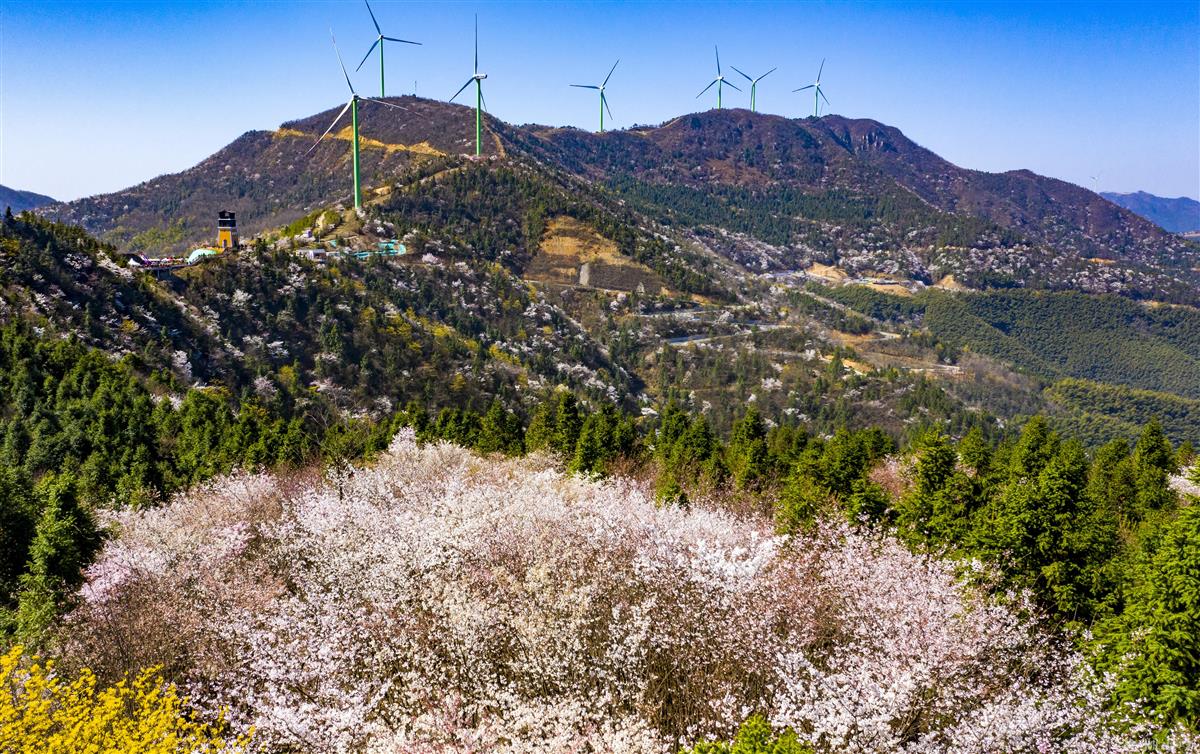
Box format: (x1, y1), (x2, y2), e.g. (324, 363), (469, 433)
(2, 0), (1197, 201)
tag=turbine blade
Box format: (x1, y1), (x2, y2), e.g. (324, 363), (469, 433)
(356, 38), (380, 72)
(820, 88), (830, 106)
(330, 31), (355, 95)
(474, 14), (479, 74)
(603, 59), (619, 87)
(724, 79), (742, 92)
(305, 100), (353, 156)
(794, 84), (815, 92)
(602, 92), (613, 121)
(479, 86), (489, 114)
(817, 58), (825, 81)
(714, 45), (721, 74)
(450, 78), (473, 102)
(759, 67), (777, 82)
(383, 36), (421, 45)
(697, 79), (718, 98)
(731, 65), (753, 83)
(364, 97), (409, 111)
(571, 84), (601, 89)
(363, 0), (381, 35)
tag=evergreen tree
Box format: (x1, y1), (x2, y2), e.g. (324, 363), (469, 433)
(1008, 416), (1058, 480)
(524, 400), (556, 453)
(14, 474), (100, 641)
(896, 431), (974, 545)
(958, 426), (991, 476)
(727, 406), (771, 491)
(0, 467), (36, 612)
(570, 411), (608, 476)
(1109, 504), (1200, 723)
(653, 401), (691, 463)
(552, 391), (583, 457)
(477, 399), (523, 456)
(1088, 439), (1137, 521)
(1132, 419), (1177, 515)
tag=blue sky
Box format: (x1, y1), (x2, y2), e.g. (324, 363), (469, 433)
(2, 0), (1197, 201)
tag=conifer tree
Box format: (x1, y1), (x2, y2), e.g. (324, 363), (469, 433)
(15, 474), (99, 641)
(1110, 504), (1200, 723)
(1132, 419), (1177, 515)
(728, 406), (770, 490)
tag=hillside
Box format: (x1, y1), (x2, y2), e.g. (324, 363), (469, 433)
(16, 100), (1200, 446)
(38, 101), (1200, 302)
(523, 111), (1198, 300)
(1102, 190), (1200, 234)
(0, 184), (55, 212)
(39, 98), (506, 253)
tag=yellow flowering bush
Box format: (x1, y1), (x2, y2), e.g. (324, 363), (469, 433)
(0, 645), (247, 753)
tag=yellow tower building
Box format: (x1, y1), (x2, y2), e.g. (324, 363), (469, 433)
(217, 211), (239, 250)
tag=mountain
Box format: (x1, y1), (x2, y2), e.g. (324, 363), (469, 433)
(40, 100), (1199, 302)
(522, 111), (1198, 301)
(1101, 190), (1200, 234)
(18, 100), (1200, 445)
(0, 184), (55, 212)
(40, 97), (504, 253)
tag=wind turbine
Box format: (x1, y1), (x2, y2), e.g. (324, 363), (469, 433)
(794, 59), (829, 118)
(570, 60), (619, 133)
(450, 15), (488, 156)
(696, 46), (740, 110)
(355, 0), (420, 99)
(730, 65), (776, 113)
(307, 32), (407, 211)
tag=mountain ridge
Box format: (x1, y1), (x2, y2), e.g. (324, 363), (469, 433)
(1101, 190), (1200, 234)
(0, 184), (56, 213)
(37, 99), (1199, 303)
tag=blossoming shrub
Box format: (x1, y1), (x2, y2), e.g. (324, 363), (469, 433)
(62, 431), (1194, 753)
(0, 645), (246, 753)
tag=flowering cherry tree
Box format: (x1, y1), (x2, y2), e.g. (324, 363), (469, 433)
(66, 431), (1193, 753)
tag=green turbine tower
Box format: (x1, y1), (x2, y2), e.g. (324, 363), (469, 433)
(696, 46), (740, 109)
(570, 60), (619, 133)
(794, 59), (830, 117)
(730, 65), (776, 112)
(355, 0), (420, 98)
(450, 16), (489, 156)
(307, 32), (407, 212)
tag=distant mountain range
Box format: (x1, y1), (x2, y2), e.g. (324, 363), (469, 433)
(1101, 191), (1200, 234)
(0, 184), (55, 212)
(38, 99), (1199, 302)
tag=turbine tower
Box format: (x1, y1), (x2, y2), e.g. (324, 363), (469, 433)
(307, 32), (406, 211)
(696, 46), (740, 109)
(355, 0), (420, 98)
(450, 15), (489, 156)
(794, 59), (830, 118)
(730, 65), (776, 113)
(570, 60), (619, 133)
